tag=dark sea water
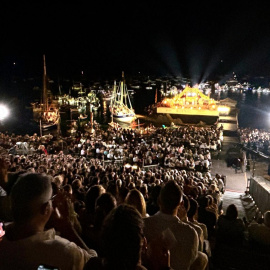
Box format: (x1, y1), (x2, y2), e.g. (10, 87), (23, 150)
(1, 88), (270, 136)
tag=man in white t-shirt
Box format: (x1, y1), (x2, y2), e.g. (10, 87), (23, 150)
(0, 173), (97, 270)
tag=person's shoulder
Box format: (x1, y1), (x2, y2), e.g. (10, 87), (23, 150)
(53, 234), (97, 257)
(217, 214), (226, 222)
(189, 221), (203, 234)
(248, 222), (260, 229)
(143, 214), (158, 224)
(235, 218), (245, 225)
(177, 220), (198, 236)
(83, 257), (103, 270)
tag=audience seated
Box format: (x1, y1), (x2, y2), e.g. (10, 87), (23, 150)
(0, 125), (226, 269)
(82, 192), (117, 254)
(84, 204), (170, 270)
(146, 185), (161, 216)
(248, 210), (270, 252)
(197, 196), (217, 240)
(215, 204), (246, 247)
(177, 194), (204, 252)
(79, 185), (105, 230)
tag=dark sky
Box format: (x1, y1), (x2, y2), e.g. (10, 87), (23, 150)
(1, 2), (270, 82)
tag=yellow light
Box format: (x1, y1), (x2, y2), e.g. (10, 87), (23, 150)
(218, 106), (230, 114)
(199, 107), (201, 110)
(182, 106), (184, 109)
(218, 106), (229, 111)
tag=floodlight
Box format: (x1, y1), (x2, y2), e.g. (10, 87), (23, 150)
(0, 104), (9, 121)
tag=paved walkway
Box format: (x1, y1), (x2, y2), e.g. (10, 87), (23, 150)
(211, 112), (268, 221)
(211, 159), (248, 219)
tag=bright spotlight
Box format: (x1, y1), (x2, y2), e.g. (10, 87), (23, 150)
(0, 104), (9, 121)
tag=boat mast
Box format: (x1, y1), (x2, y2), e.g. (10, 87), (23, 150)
(121, 71), (124, 105)
(43, 55), (48, 112)
(111, 80), (116, 106)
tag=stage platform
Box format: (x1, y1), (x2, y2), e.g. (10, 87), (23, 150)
(156, 107), (219, 116)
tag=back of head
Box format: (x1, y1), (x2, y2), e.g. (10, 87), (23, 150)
(11, 173), (52, 223)
(264, 210), (270, 227)
(53, 175), (63, 187)
(96, 192), (117, 217)
(226, 204), (238, 220)
(6, 170), (27, 195)
(94, 192), (117, 229)
(63, 184), (73, 194)
(198, 196), (209, 208)
(187, 197), (199, 219)
(106, 182), (119, 198)
(125, 189), (146, 217)
(85, 185), (105, 212)
(101, 204), (144, 269)
(182, 194), (190, 212)
(149, 184), (162, 203)
(72, 179), (82, 191)
(159, 180), (183, 214)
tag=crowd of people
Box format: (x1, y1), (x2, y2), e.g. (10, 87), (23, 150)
(0, 124), (269, 269)
(238, 127), (270, 155)
(1, 124), (223, 170)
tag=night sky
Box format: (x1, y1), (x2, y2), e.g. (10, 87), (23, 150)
(1, 2), (270, 83)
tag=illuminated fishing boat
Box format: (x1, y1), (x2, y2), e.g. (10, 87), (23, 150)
(110, 72), (136, 123)
(33, 55), (60, 131)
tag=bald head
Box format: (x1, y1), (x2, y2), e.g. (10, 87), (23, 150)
(11, 173), (53, 223)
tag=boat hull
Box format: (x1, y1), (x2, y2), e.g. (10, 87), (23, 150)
(113, 114), (136, 123)
(42, 122), (58, 130)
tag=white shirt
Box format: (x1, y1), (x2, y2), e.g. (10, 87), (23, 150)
(0, 228), (97, 270)
(144, 211), (198, 270)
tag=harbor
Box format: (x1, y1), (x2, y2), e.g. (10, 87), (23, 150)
(2, 3), (270, 270)
(1, 60), (270, 270)
(2, 71), (270, 269)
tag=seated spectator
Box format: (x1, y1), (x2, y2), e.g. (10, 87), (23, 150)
(146, 185), (161, 216)
(84, 204), (163, 270)
(248, 210), (270, 251)
(79, 185), (105, 229)
(72, 178), (85, 202)
(125, 188), (149, 218)
(216, 204), (246, 247)
(0, 172), (97, 270)
(187, 198), (208, 240)
(144, 180), (208, 270)
(177, 194), (204, 252)
(205, 195), (219, 219)
(197, 196), (217, 240)
(82, 192), (117, 253)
